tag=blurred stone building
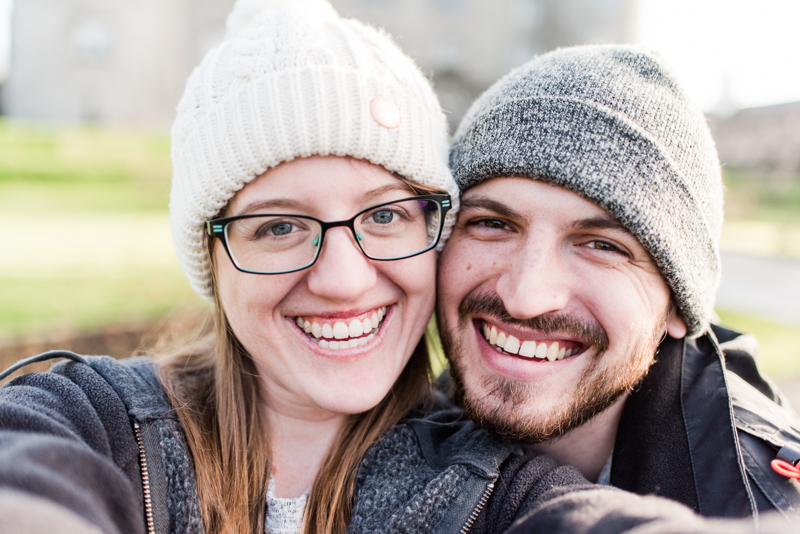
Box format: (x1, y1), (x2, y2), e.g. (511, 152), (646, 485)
(333, 0), (638, 127)
(708, 101), (800, 172)
(2, 0), (236, 125)
(2, 0), (637, 127)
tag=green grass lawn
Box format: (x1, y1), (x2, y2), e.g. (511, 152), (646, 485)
(0, 120), (200, 340)
(724, 169), (800, 225)
(0, 272), (201, 339)
(716, 310), (800, 379)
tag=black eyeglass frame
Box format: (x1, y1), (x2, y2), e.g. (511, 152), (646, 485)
(206, 194), (452, 275)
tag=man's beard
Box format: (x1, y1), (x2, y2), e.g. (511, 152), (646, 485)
(439, 291), (664, 445)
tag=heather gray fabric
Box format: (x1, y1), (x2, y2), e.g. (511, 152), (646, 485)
(449, 44), (723, 337)
(0, 355), (203, 534)
(0, 490), (104, 534)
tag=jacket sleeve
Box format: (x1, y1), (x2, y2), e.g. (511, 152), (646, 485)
(506, 486), (798, 534)
(482, 450), (798, 534)
(0, 362), (147, 534)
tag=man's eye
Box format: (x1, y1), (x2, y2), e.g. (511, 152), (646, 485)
(479, 219), (509, 230)
(585, 240), (623, 254)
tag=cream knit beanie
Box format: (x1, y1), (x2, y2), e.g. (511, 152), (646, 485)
(170, 0), (458, 301)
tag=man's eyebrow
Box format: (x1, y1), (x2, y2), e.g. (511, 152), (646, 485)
(460, 196), (521, 219)
(570, 215), (628, 233)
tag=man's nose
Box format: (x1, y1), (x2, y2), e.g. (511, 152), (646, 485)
(306, 227), (377, 301)
(495, 241), (570, 319)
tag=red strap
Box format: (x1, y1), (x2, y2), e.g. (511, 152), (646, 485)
(771, 459), (800, 479)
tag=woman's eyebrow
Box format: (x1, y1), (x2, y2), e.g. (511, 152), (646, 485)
(459, 195), (521, 219)
(362, 183), (415, 201)
(236, 198), (305, 215)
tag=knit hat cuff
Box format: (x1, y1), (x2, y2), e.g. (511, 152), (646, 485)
(449, 96), (721, 337)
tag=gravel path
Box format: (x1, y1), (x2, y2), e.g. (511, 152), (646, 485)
(718, 252), (800, 326)
(777, 377), (800, 412)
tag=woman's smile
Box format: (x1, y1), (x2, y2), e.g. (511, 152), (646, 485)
(292, 305), (389, 351)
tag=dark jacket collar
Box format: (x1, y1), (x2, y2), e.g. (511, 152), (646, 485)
(611, 326), (799, 519)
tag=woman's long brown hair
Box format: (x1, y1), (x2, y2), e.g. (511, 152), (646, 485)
(157, 176), (442, 534)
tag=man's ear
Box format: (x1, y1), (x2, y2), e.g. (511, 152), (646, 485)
(665, 305), (687, 339)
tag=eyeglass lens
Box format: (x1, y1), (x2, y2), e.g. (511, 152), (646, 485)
(224, 198), (442, 274)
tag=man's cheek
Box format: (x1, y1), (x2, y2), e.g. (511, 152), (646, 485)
(447, 244), (493, 288)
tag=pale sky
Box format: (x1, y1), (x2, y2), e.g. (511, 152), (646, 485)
(1, 1), (799, 112)
(637, 0), (800, 112)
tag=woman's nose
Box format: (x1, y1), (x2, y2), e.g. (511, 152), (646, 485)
(306, 227), (378, 302)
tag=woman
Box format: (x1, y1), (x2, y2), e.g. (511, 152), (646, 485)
(162, 0), (463, 529)
(0, 1), (457, 533)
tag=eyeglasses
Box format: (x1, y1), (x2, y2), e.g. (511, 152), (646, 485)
(206, 194), (452, 275)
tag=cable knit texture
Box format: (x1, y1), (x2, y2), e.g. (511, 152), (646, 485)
(449, 45), (723, 337)
(265, 477), (309, 534)
(171, 0), (457, 300)
(349, 425), (470, 533)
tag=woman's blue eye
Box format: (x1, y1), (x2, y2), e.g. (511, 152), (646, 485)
(372, 210), (394, 224)
(271, 223), (293, 236)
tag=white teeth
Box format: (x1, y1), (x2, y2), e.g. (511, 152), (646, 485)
(481, 322), (580, 362)
(495, 331), (507, 348)
(349, 319), (364, 338)
(546, 342), (559, 362)
(303, 307), (386, 349)
(503, 335), (520, 355)
(322, 324), (333, 339)
(333, 321), (349, 339)
(518, 341), (536, 358)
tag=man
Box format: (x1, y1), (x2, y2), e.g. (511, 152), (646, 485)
(438, 44), (800, 520)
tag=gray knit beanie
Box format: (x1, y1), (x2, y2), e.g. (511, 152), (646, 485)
(449, 45), (723, 338)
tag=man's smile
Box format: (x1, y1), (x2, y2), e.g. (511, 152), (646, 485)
(479, 319), (585, 361)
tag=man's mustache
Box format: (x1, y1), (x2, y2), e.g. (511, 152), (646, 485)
(458, 291), (610, 352)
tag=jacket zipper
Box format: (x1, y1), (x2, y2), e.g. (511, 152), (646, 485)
(459, 481), (495, 534)
(134, 421), (156, 534)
